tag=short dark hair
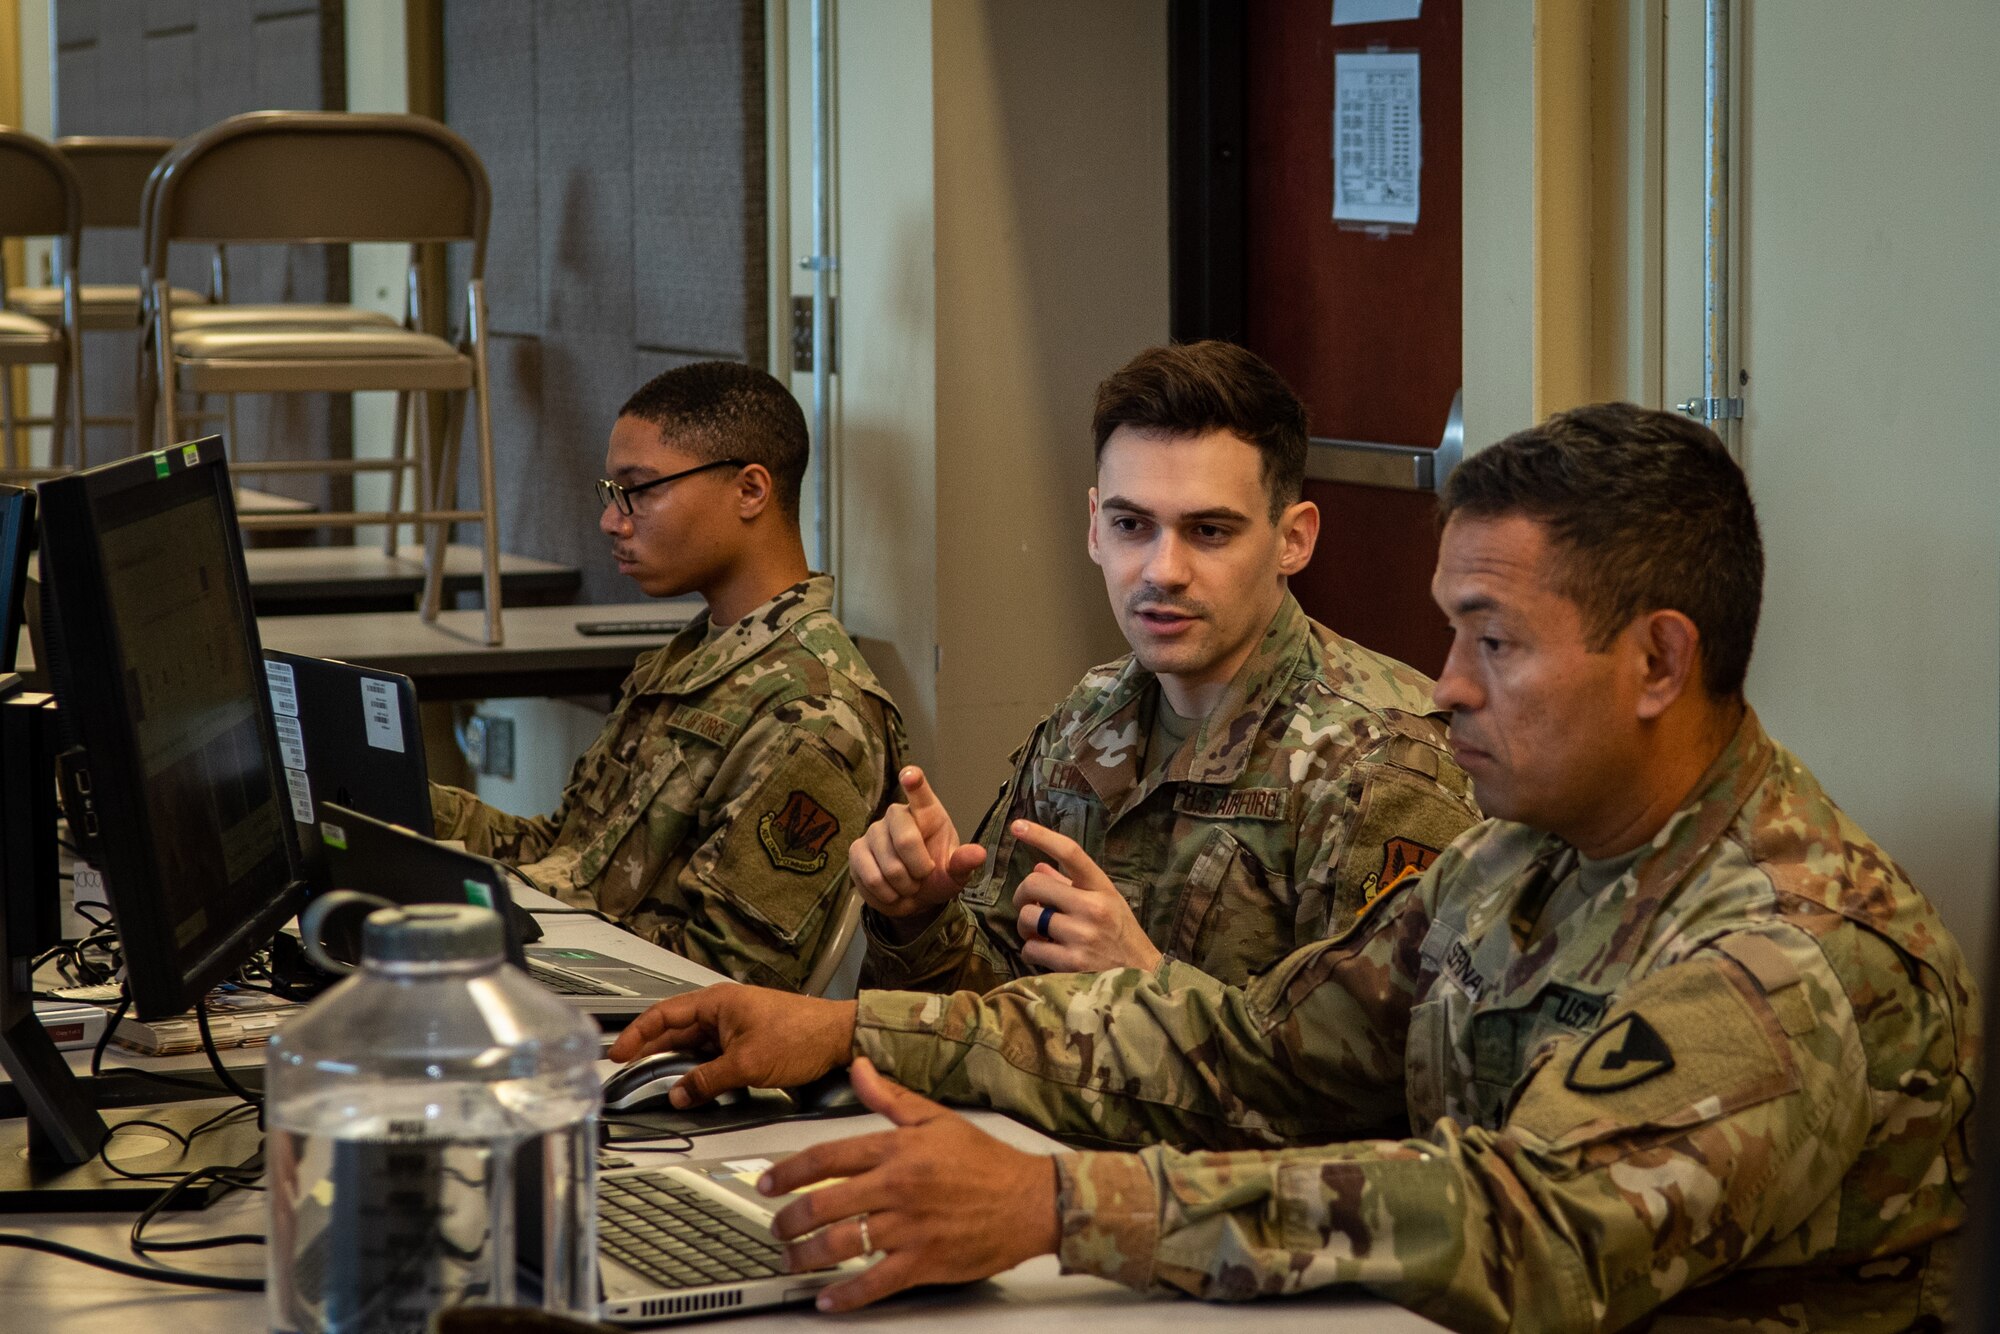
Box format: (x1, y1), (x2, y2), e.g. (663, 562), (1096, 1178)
(1091, 341), (1309, 520)
(1439, 402), (1764, 699)
(618, 361), (809, 518)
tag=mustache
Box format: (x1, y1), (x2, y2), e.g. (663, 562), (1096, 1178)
(1126, 588), (1206, 619)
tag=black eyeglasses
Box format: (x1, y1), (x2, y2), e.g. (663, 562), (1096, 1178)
(595, 458), (747, 516)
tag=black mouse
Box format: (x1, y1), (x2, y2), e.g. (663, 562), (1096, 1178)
(602, 1052), (745, 1113)
(787, 1069), (861, 1115)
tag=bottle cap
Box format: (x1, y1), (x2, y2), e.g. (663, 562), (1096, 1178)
(361, 903), (507, 964)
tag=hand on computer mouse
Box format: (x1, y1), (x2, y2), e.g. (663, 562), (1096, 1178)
(601, 1051), (745, 1113)
(607, 983), (857, 1109)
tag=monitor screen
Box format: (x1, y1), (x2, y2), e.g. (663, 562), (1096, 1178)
(37, 440), (303, 1019)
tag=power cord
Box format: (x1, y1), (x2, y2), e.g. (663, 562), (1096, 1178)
(0, 981), (274, 1291)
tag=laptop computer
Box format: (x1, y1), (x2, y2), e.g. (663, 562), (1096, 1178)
(316, 802), (698, 1021)
(538, 1156), (856, 1324)
(263, 649), (432, 841)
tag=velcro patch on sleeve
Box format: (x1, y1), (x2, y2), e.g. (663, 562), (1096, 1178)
(711, 735), (870, 942)
(1510, 955), (1801, 1151)
(1328, 769), (1475, 930)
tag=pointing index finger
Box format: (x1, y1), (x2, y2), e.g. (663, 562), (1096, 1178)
(1009, 819), (1107, 889)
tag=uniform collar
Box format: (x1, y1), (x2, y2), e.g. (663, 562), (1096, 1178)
(1526, 705), (1772, 953)
(627, 574), (836, 698)
(1070, 593), (1314, 818)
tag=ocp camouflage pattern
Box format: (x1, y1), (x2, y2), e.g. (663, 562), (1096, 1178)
(862, 594), (1479, 992)
(433, 576), (903, 991)
(855, 709), (1979, 1330)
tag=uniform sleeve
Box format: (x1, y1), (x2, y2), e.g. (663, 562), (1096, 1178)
(1051, 926), (1875, 1333)
(853, 861), (1439, 1150)
(860, 727), (1045, 993)
(429, 781), (563, 863)
(1291, 737), (1480, 949)
(650, 695), (892, 991)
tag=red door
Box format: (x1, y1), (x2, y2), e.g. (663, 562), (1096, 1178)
(1242, 0), (1461, 677)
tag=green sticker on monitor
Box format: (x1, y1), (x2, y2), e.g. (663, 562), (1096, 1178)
(152, 451), (170, 478)
(463, 879), (493, 908)
(181, 443), (201, 467)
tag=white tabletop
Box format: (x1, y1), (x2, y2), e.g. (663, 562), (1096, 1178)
(0, 888), (1445, 1331)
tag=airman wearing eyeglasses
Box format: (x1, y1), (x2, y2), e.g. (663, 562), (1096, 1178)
(430, 362), (904, 992)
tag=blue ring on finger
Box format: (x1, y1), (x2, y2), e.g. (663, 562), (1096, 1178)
(1037, 904), (1056, 940)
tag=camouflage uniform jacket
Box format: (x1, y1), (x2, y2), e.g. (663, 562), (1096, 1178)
(855, 709), (1980, 1331)
(863, 594), (1479, 993)
(432, 576), (903, 991)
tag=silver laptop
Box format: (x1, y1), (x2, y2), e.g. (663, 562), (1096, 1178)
(317, 802), (697, 1022)
(581, 1157), (857, 1324)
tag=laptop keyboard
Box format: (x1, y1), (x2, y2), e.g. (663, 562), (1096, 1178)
(599, 1173), (788, 1290)
(527, 959), (622, 997)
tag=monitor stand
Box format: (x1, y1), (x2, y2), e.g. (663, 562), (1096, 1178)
(0, 689), (261, 1212)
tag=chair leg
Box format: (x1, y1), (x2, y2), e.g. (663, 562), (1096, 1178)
(134, 329), (157, 455)
(384, 389), (410, 558)
(1, 370), (17, 470)
(67, 325), (86, 471)
(154, 328), (177, 451)
(49, 360), (70, 472)
(419, 388), (468, 624)
(469, 355), (503, 648)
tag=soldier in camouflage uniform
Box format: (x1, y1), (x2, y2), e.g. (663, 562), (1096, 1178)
(613, 404), (1978, 1328)
(434, 362), (901, 991)
(855, 342), (1478, 994)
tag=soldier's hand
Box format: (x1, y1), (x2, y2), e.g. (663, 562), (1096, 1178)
(1009, 820), (1163, 974)
(763, 1058), (1060, 1311)
(607, 983), (857, 1108)
(848, 766), (988, 921)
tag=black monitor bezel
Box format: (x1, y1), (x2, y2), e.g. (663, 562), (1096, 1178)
(37, 438), (306, 1020)
(0, 485), (31, 674)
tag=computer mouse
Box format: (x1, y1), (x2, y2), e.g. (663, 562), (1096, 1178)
(788, 1069), (861, 1115)
(601, 1051), (744, 1113)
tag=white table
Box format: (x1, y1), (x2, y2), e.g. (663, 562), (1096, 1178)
(0, 889), (1445, 1331)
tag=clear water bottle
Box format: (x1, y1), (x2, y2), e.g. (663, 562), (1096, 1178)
(266, 903), (601, 1333)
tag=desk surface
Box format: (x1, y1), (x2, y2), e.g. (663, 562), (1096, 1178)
(0, 889), (1444, 1332)
(244, 544), (584, 615)
(14, 599), (701, 702)
(258, 599), (701, 699)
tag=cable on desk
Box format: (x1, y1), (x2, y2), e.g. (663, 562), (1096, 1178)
(0, 1232), (263, 1292)
(195, 994), (264, 1121)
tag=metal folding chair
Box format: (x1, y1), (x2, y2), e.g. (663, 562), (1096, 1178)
(142, 112), (504, 644)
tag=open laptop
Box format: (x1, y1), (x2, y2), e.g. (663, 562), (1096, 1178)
(262, 649), (433, 842)
(316, 802), (697, 1021)
(529, 1155), (855, 1324)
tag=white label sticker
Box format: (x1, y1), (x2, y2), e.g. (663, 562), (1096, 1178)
(360, 678), (406, 753)
(284, 766), (314, 823)
(273, 714), (308, 771)
(265, 660), (299, 717)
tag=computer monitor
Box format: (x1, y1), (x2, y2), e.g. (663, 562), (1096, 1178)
(38, 439), (306, 1020)
(0, 484), (30, 673)
(0, 439), (300, 1209)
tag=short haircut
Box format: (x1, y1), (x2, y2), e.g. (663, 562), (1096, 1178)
(618, 361), (809, 518)
(1439, 402), (1764, 699)
(1091, 341), (1309, 520)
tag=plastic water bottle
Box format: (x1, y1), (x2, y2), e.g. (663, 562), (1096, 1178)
(265, 904), (601, 1333)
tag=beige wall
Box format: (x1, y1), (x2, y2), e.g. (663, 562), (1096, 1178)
(1461, 1), (1535, 450)
(1463, 0), (2000, 976)
(930, 2), (1163, 814)
(834, 0), (1164, 817)
(1728, 0), (1999, 973)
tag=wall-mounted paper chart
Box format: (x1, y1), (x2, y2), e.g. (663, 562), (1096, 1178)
(1333, 49), (1421, 228)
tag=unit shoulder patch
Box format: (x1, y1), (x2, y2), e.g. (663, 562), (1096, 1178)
(758, 789), (841, 875)
(1566, 1012), (1676, 1093)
